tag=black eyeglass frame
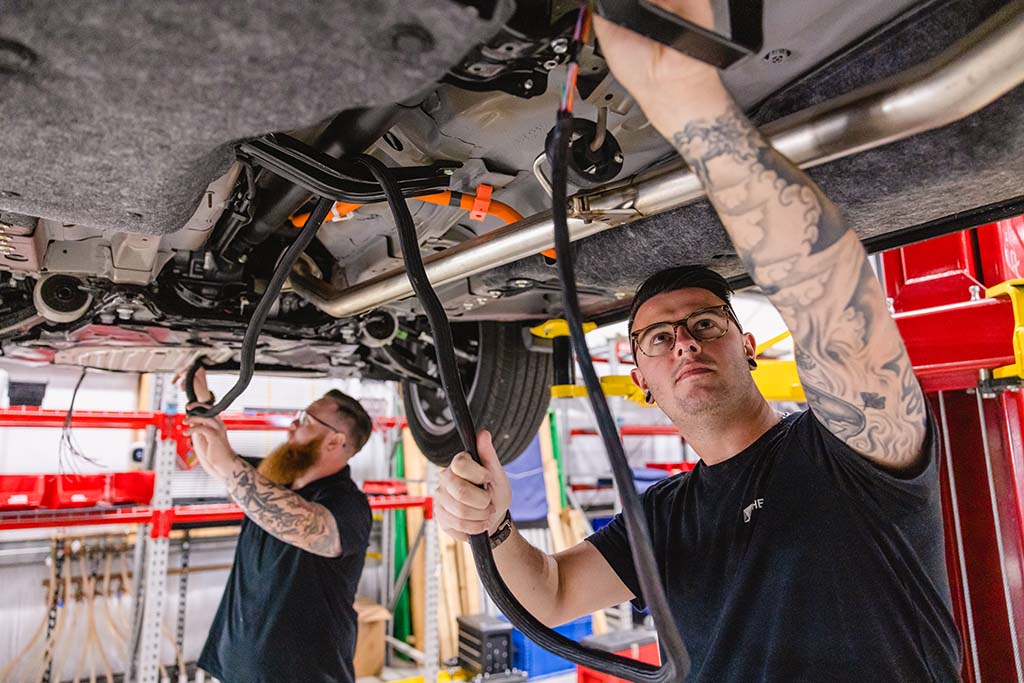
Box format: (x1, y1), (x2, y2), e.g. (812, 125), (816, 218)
(630, 304), (739, 358)
(295, 409), (343, 434)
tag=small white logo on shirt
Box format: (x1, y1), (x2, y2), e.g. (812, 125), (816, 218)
(743, 498), (764, 523)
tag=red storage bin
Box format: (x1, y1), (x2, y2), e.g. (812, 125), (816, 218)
(108, 471), (156, 505)
(0, 474), (47, 510)
(43, 474), (107, 508)
(577, 631), (660, 683)
(363, 479), (408, 495)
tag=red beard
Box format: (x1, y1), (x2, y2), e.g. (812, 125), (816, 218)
(257, 435), (323, 487)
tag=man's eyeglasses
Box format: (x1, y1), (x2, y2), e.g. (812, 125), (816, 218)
(630, 305), (735, 358)
(294, 409), (341, 434)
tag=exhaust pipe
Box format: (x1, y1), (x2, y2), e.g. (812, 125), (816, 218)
(292, 2), (1024, 319)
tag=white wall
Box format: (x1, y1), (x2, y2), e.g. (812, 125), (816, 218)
(0, 364), (140, 474)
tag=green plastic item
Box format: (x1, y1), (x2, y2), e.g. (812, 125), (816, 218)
(548, 411), (569, 509)
(391, 441), (412, 656)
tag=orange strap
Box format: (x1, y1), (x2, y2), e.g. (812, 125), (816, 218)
(469, 184), (493, 221)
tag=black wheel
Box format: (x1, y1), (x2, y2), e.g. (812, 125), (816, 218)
(403, 321), (552, 467)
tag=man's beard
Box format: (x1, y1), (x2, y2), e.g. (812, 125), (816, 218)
(258, 436), (324, 487)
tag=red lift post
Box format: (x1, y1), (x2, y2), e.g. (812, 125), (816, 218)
(884, 215), (1024, 682)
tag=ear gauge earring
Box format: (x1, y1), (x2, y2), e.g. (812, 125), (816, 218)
(748, 357), (758, 370)
(645, 391), (653, 404)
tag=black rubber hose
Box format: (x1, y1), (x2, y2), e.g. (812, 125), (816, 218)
(185, 197), (334, 417)
(350, 151), (683, 683)
(548, 112), (691, 679)
(214, 106), (400, 268)
(183, 358), (209, 406)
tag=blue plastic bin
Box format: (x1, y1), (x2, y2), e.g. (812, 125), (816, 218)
(503, 614), (593, 678)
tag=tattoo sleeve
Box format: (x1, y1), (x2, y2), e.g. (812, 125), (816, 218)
(225, 460), (342, 557)
(672, 104), (927, 470)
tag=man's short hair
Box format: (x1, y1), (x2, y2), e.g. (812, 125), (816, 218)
(627, 265), (736, 334)
(323, 389), (373, 454)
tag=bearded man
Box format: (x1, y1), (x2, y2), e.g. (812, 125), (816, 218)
(184, 368), (374, 683)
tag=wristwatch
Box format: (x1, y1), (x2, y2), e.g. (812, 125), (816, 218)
(489, 511), (514, 549)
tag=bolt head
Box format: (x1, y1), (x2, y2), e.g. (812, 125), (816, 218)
(511, 279), (531, 289)
(488, 290), (503, 299)
(523, 79), (534, 91)
(551, 39), (568, 54)
(763, 48), (792, 64)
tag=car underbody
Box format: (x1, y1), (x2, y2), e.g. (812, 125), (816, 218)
(0, 0), (1021, 460)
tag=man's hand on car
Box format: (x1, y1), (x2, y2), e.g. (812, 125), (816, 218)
(184, 415), (240, 482)
(435, 431), (512, 541)
(592, 0), (729, 134)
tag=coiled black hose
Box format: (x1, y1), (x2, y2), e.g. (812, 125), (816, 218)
(185, 197), (334, 417)
(351, 150), (688, 682)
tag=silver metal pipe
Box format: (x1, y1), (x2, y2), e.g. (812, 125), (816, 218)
(292, 3), (1024, 319)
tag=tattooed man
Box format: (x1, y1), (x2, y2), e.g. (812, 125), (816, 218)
(186, 367), (373, 683)
(435, 2), (961, 680)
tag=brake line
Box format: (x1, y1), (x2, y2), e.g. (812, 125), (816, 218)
(288, 191), (558, 260)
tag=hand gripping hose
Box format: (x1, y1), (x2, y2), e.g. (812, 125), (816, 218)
(350, 149), (689, 682)
(184, 197), (334, 417)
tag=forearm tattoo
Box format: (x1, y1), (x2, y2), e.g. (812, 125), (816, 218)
(226, 461), (341, 557)
(672, 105), (926, 468)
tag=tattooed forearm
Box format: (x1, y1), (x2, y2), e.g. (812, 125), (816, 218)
(226, 461), (341, 557)
(672, 105), (926, 469)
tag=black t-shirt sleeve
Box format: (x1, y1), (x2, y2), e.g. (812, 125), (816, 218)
(317, 488), (372, 559)
(802, 405), (941, 512)
(586, 476), (679, 610)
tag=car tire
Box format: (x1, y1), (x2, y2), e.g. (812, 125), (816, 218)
(403, 321), (551, 467)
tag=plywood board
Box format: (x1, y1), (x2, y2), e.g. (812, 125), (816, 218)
(401, 428), (427, 649)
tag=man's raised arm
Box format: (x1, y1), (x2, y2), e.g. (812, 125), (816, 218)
(595, 7), (927, 470)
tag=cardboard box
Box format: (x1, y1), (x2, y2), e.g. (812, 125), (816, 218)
(354, 597), (391, 678)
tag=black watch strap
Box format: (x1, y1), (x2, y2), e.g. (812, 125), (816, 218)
(489, 510), (514, 549)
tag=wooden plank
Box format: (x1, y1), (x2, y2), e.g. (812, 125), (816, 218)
(537, 414), (564, 514)
(457, 542), (481, 616)
(440, 532), (462, 662)
(401, 428), (427, 650)
(437, 567), (454, 664)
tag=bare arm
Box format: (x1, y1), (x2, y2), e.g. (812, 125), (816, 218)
(224, 458), (342, 558)
(490, 527), (634, 627)
(593, 6), (926, 470)
(435, 435), (632, 626)
(185, 415), (342, 557)
(667, 94), (926, 469)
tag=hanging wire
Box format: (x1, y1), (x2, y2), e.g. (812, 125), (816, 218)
(559, 5), (594, 114)
(57, 368), (105, 473)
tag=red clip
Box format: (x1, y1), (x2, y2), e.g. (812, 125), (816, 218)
(150, 508), (175, 539)
(469, 184), (493, 221)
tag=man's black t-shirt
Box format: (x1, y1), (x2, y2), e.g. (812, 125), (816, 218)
(588, 410), (961, 682)
(198, 466), (372, 683)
